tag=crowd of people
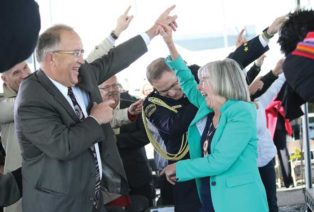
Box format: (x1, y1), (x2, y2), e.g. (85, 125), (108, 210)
(1, 0), (314, 212)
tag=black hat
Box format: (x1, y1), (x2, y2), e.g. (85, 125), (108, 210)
(0, 0), (41, 73)
(283, 31), (314, 102)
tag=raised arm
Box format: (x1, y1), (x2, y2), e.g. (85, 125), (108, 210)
(256, 59), (286, 108)
(251, 58), (284, 100)
(85, 5), (178, 85)
(86, 6), (133, 63)
(228, 15), (288, 68)
(159, 23), (205, 108)
(246, 55), (266, 84)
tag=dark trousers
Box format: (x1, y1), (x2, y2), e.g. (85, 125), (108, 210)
(174, 180), (201, 212)
(159, 175), (201, 212)
(129, 183), (155, 207)
(274, 117), (293, 187)
(159, 175), (174, 205)
(259, 159), (278, 212)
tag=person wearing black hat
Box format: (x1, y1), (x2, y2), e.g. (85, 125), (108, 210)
(0, 0), (40, 210)
(0, 61), (31, 212)
(283, 31), (314, 103)
(272, 10), (314, 191)
(0, 0), (41, 73)
(277, 9), (314, 120)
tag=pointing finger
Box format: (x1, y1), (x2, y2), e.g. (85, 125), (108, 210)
(124, 5), (131, 16)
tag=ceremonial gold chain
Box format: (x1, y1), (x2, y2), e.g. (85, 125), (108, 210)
(142, 97), (189, 160)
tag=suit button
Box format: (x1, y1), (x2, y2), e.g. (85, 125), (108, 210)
(89, 196), (94, 201)
(211, 181), (216, 186)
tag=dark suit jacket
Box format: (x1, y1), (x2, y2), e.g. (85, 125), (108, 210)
(0, 169), (21, 207)
(14, 35), (147, 212)
(227, 35), (269, 69)
(251, 70), (278, 100)
(116, 92), (152, 190)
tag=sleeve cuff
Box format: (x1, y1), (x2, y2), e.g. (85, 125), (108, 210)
(261, 70), (278, 83)
(106, 36), (115, 46)
(258, 34), (269, 48)
(140, 32), (151, 46)
(175, 160), (185, 182)
(164, 55), (187, 73)
(11, 168), (22, 194)
(127, 111), (138, 121)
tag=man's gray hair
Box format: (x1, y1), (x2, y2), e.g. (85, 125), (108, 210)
(198, 58), (250, 102)
(36, 24), (74, 63)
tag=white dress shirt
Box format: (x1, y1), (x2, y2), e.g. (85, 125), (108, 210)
(48, 77), (103, 179)
(255, 73), (286, 167)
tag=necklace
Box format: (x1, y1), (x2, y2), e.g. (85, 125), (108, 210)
(203, 122), (216, 156)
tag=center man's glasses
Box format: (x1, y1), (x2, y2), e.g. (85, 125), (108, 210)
(52, 49), (85, 58)
(156, 80), (180, 96)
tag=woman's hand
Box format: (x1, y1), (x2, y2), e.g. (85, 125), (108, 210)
(160, 163), (177, 185)
(157, 23), (180, 60)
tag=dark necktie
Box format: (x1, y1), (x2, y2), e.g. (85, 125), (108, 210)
(67, 87), (101, 209)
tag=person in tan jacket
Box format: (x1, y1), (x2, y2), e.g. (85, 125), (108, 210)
(0, 61), (31, 212)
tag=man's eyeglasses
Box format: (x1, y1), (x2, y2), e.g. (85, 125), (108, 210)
(99, 83), (122, 92)
(52, 49), (85, 58)
(156, 81), (180, 96)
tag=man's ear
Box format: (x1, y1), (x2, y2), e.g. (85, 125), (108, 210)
(1, 74), (7, 84)
(47, 52), (54, 64)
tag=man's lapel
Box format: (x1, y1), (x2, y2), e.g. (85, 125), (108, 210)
(35, 70), (79, 122)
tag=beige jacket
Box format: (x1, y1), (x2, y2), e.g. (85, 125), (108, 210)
(0, 85), (22, 212)
(86, 37), (115, 63)
(0, 86), (22, 173)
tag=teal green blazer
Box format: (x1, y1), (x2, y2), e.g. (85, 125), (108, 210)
(166, 56), (268, 212)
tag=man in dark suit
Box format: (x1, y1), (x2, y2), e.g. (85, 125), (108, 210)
(13, 6), (177, 212)
(115, 92), (154, 206)
(99, 76), (154, 210)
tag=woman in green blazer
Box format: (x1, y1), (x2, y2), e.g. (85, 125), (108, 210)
(159, 25), (268, 211)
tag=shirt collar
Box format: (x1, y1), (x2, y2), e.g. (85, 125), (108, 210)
(47, 77), (70, 97)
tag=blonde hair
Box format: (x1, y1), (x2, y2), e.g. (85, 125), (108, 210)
(198, 58), (250, 101)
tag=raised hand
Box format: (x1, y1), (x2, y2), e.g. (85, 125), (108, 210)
(114, 6), (134, 37)
(146, 5), (177, 40)
(158, 22), (179, 60)
(255, 54), (266, 67)
(272, 58), (285, 76)
(235, 28), (247, 48)
(155, 5), (178, 31)
(158, 22), (173, 44)
(160, 163), (177, 185)
(267, 15), (289, 36)
(249, 77), (264, 95)
(128, 99), (143, 115)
